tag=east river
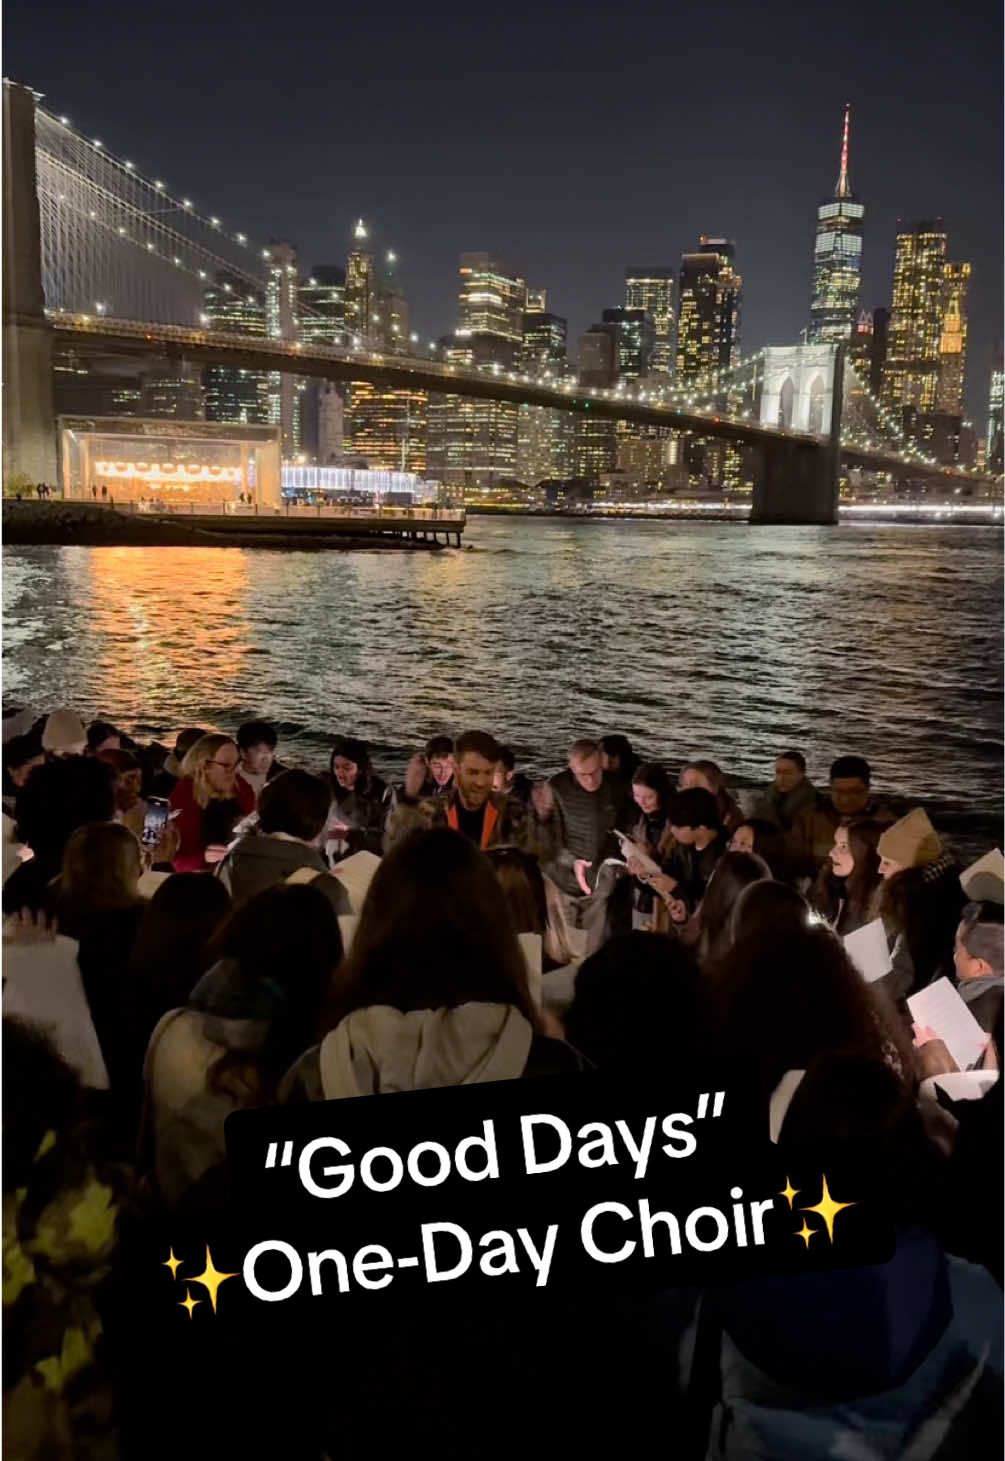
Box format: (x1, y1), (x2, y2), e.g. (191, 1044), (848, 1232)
(3, 518), (1001, 855)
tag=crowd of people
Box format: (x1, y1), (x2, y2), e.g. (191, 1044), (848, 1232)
(2, 704), (1002, 1459)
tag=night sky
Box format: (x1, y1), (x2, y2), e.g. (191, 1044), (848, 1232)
(8, 0), (1002, 420)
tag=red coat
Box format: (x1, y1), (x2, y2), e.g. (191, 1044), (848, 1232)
(169, 776), (255, 872)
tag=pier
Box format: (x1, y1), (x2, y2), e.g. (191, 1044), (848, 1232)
(1, 499), (467, 550)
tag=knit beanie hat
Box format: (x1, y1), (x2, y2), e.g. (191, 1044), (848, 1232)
(877, 808), (943, 868)
(41, 708), (87, 754)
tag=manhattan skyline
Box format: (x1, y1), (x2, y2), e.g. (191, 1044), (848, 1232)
(7, 0), (1002, 418)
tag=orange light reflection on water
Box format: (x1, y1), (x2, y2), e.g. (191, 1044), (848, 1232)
(67, 547), (253, 728)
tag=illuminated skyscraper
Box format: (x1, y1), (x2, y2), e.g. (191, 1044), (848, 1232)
(882, 221), (948, 413)
(345, 220), (376, 341)
(935, 261), (971, 416)
(299, 267), (345, 461)
(809, 107), (864, 343)
(428, 254), (527, 492)
(346, 380), (427, 473)
(601, 307), (655, 380)
(203, 271), (269, 424)
(987, 369), (1003, 474)
(457, 253), (526, 341)
(266, 240), (301, 454)
(517, 297), (570, 484)
(625, 267), (674, 373)
(299, 266), (345, 346)
(675, 239), (742, 387)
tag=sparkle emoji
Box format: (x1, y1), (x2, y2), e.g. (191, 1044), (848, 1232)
(795, 1220), (817, 1248)
(779, 1178), (799, 1210)
(800, 1175), (856, 1243)
(186, 1245), (239, 1314)
(163, 1248), (183, 1280)
(179, 1288), (201, 1319)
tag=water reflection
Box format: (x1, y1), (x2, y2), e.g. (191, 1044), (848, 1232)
(3, 524), (1001, 848)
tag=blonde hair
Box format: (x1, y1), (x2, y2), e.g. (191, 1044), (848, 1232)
(179, 733), (239, 809)
(60, 822), (142, 910)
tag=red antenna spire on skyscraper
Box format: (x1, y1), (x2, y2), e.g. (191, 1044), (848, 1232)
(836, 103), (852, 198)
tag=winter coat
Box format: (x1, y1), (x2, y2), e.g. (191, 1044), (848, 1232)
(544, 769), (632, 896)
(281, 1002), (587, 1102)
(702, 1236), (1002, 1460)
(385, 789), (555, 861)
(329, 773), (390, 858)
(880, 853), (966, 1001)
(749, 778), (817, 832)
(218, 833), (350, 916)
(787, 795), (897, 880)
(168, 777), (255, 873)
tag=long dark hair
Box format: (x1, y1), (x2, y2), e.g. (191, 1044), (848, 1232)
(694, 850), (772, 965)
(707, 923), (912, 1101)
(330, 736), (377, 800)
(326, 828), (537, 1030)
(564, 933), (703, 1068)
(201, 884), (343, 1101)
(813, 819), (884, 927)
(128, 873), (232, 1022)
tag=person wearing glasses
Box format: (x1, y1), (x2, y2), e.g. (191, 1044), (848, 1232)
(169, 734), (254, 872)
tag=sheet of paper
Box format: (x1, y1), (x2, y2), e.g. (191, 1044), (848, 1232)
(960, 848), (1004, 903)
(908, 977), (990, 1073)
(331, 850), (381, 912)
(843, 918), (892, 983)
(614, 832), (661, 878)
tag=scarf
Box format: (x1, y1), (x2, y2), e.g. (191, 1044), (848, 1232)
(957, 974), (1004, 1008)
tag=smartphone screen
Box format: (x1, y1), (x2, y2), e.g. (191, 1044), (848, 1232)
(142, 797), (170, 848)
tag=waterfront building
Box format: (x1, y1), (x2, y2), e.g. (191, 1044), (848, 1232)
(624, 267), (674, 374)
(203, 271), (269, 425)
(676, 238), (742, 388)
(266, 240), (301, 455)
(809, 106), (864, 344)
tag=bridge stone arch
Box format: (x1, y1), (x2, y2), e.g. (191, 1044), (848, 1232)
(759, 345), (839, 437)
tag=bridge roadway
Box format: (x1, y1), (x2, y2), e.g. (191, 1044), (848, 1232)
(44, 314), (998, 491)
(47, 313), (811, 451)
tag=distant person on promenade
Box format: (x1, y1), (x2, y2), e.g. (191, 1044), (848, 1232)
(387, 730), (553, 857)
(328, 736), (389, 857)
(749, 749), (816, 831)
(169, 734), (254, 872)
(788, 755), (895, 879)
(236, 719), (284, 803)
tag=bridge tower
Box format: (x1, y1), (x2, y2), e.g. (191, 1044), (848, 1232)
(2, 81), (57, 486)
(750, 343), (844, 525)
